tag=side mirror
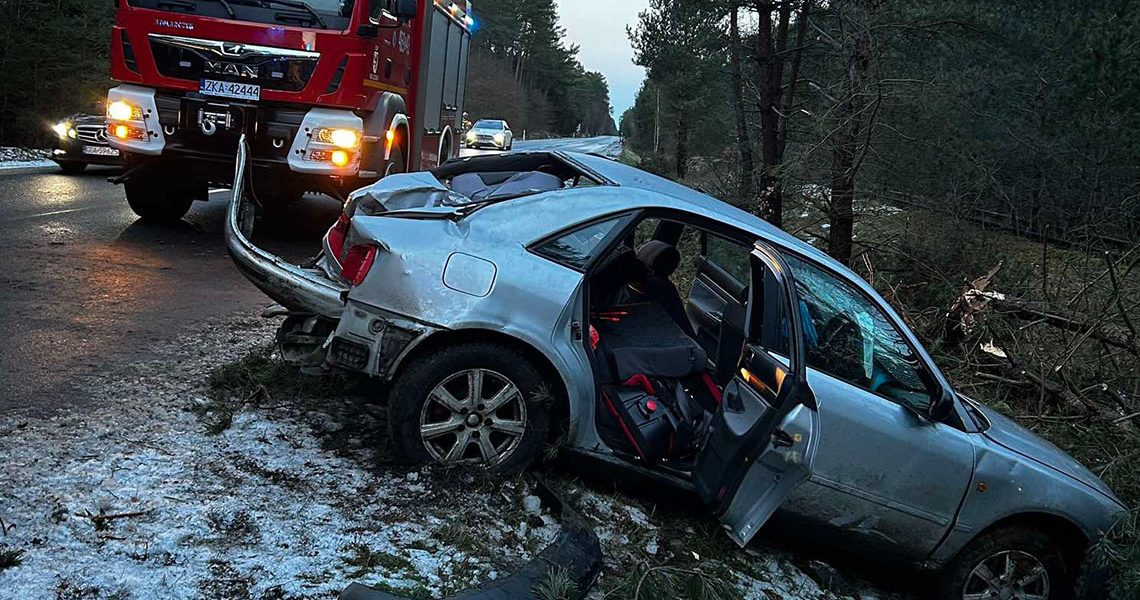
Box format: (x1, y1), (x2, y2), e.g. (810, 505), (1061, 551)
(928, 390), (956, 423)
(394, 0), (417, 20)
(372, 0), (416, 28)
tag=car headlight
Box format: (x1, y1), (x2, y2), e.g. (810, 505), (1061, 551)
(313, 127), (361, 149)
(52, 122), (70, 138)
(493, 133), (505, 143)
(466, 131), (477, 141)
(107, 100), (142, 121)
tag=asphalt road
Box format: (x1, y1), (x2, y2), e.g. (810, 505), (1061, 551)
(0, 136), (620, 415)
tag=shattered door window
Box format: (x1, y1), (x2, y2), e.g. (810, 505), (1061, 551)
(783, 254), (935, 413)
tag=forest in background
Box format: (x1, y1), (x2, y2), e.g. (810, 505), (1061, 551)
(625, 1), (1140, 596)
(0, 0), (113, 147)
(464, 0), (617, 137)
(0, 0), (616, 147)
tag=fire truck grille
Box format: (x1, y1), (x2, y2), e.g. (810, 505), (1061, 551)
(149, 34), (320, 93)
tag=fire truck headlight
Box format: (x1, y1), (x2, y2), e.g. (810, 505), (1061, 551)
(52, 122), (70, 138)
(314, 128), (361, 149)
(113, 124), (131, 139)
(108, 100), (140, 121)
(330, 150), (350, 167)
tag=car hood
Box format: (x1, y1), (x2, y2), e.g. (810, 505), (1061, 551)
(70, 114), (104, 126)
(470, 128), (503, 135)
(975, 402), (1120, 503)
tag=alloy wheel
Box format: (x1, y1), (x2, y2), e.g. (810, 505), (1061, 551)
(418, 368), (527, 467)
(962, 550), (1050, 600)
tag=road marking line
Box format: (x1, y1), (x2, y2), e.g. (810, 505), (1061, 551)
(1, 205), (108, 224)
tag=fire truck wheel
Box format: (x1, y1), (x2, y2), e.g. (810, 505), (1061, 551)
(57, 161), (87, 175)
(124, 176), (199, 224)
(385, 146), (406, 177)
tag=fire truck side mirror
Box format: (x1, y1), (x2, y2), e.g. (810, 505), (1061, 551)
(370, 0), (416, 28)
(393, 0), (417, 20)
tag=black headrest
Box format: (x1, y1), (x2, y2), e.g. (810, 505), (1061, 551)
(636, 240), (681, 278)
(590, 248), (647, 305)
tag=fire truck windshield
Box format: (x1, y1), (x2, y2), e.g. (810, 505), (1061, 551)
(127, 0), (356, 30)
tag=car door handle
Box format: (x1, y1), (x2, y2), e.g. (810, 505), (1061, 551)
(772, 429), (795, 448)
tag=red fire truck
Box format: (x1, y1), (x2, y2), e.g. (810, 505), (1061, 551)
(105, 0), (472, 222)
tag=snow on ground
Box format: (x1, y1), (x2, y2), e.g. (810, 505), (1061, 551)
(0, 315), (559, 600)
(565, 484), (913, 600)
(0, 147), (50, 162)
(0, 311), (911, 600)
(0, 147), (54, 172)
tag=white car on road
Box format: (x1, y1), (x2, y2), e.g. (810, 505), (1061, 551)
(465, 119), (514, 150)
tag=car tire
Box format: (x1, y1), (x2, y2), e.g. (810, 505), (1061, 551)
(388, 342), (550, 475)
(936, 527), (1073, 600)
(124, 172), (200, 224)
(57, 161), (87, 174)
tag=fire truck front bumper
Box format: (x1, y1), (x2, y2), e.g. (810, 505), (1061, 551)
(106, 86), (373, 180)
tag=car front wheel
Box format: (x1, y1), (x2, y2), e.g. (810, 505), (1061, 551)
(937, 527), (1072, 600)
(389, 342), (550, 475)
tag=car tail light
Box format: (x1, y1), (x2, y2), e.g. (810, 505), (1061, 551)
(340, 244), (378, 286)
(327, 212), (349, 259)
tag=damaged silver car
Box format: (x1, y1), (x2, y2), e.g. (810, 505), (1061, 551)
(225, 136), (1125, 600)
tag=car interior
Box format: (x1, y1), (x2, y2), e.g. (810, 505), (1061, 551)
(584, 216), (757, 472)
(581, 214), (946, 474)
(433, 152), (603, 201)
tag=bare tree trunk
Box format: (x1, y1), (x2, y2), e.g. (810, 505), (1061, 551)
(779, 0), (813, 156)
(829, 123), (859, 264)
(755, 0), (784, 227)
(676, 112), (691, 179)
(827, 4), (873, 265)
(753, 0), (805, 228)
(729, 8), (755, 207)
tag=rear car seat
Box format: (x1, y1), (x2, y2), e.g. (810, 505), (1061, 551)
(593, 303), (710, 462)
(450, 171), (563, 201)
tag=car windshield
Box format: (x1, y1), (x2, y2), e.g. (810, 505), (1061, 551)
(126, 0), (355, 30)
(473, 120), (504, 130)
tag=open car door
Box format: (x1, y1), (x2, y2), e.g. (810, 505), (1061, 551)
(692, 241), (819, 547)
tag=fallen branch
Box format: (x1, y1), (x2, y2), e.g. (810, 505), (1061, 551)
(968, 289), (1138, 357)
(1113, 411), (1140, 424)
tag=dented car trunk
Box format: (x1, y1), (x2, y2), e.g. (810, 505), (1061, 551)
(225, 135), (599, 376)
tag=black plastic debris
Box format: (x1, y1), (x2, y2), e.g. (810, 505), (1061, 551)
(338, 475), (602, 600)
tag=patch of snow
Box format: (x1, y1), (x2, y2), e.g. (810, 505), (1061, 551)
(0, 146), (50, 162)
(0, 315), (559, 599)
(571, 487), (904, 600)
(0, 159), (54, 172)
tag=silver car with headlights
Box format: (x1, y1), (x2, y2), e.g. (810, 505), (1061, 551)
(464, 119), (513, 150)
(225, 136), (1125, 600)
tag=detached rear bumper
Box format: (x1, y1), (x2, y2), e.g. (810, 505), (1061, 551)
(225, 136), (433, 377)
(224, 135), (348, 318)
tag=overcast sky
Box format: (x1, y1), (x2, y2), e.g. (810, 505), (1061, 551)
(557, 0), (650, 122)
